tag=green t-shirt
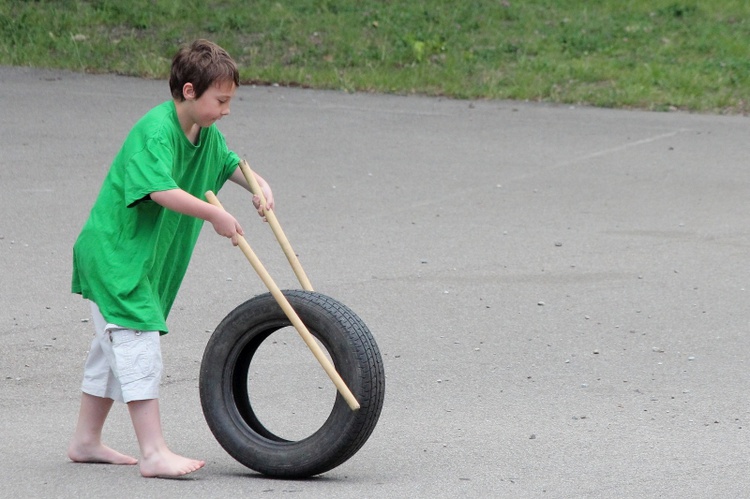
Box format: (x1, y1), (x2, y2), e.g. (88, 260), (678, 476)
(72, 100), (240, 334)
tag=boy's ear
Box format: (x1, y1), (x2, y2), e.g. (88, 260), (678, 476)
(182, 82), (196, 101)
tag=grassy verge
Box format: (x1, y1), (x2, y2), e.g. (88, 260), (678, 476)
(1, 0), (749, 113)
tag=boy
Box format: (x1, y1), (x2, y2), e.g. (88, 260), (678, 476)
(67, 39), (273, 478)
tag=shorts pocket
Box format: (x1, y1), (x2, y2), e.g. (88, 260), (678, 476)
(109, 329), (161, 385)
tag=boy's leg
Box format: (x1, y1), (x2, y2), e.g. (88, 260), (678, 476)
(68, 302), (137, 465)
(128, 398), (205, 477)
(109, 328), (204, 477)
(67, 392), (138, 465)
(77, 301), (203, 477)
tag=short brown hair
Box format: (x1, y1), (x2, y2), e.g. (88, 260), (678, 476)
(169, 39), (239, 101)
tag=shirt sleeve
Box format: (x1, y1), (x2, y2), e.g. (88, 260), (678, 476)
(223, 148), (241, 184)
(123, 136), (180, 208)
(212, 129), (241, 194)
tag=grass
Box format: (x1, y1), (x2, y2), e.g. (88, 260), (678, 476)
(1, 0), (749, 113)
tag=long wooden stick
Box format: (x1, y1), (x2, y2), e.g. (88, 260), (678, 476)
(205, 191), (360, 411)
(239, 159), (314, 292)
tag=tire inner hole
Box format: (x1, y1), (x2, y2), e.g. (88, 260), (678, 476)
(246, 326), (337, 441)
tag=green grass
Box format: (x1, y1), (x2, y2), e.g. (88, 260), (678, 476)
(1, 0), (749, 113)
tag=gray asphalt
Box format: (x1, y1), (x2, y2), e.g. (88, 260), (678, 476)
(2, 65), (750, 498)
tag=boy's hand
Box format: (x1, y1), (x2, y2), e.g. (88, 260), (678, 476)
(252, 181), (275, 221)
(210, 209), (244, 246)
(228, 163), (275, 221)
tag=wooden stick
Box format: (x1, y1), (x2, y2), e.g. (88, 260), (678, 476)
(205, 191), (360, 411)
(239, 159), (314, 292)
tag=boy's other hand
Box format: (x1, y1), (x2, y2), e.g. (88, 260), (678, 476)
(253, 183), (275, 221)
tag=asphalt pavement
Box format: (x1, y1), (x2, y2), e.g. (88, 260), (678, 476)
(2, 65), (750, 498)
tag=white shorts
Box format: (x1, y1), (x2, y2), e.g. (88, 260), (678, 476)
(81, 302), (163, 403)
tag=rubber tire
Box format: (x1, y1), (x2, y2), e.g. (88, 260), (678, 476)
(200, 290), (385, 478)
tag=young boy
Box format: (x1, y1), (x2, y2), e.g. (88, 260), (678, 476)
(67, 39), (273, 478)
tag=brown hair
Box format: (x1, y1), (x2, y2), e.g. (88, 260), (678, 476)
(169, 39), (239, 101)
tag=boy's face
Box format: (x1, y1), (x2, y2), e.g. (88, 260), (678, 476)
(187, 80), (236, 127)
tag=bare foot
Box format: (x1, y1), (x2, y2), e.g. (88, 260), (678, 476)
(68, 441), (138, 465)
(139, 449), (205, 478)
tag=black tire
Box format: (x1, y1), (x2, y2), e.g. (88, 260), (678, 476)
(199, 290), (385, 478)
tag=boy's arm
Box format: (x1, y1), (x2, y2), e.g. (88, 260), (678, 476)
(229, 166), (275, 217)
(150, 188), (244, 246)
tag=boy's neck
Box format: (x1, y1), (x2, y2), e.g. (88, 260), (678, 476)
(173, 99), (201, 144)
